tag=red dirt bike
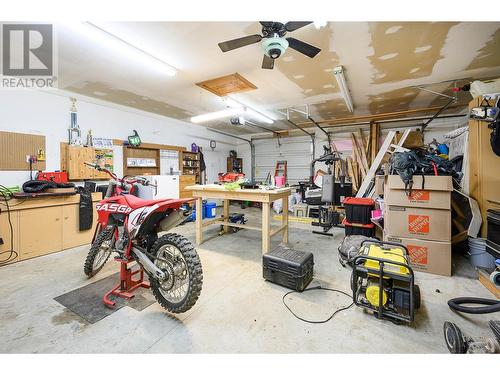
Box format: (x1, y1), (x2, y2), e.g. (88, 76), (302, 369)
(83, 162), (202, 313)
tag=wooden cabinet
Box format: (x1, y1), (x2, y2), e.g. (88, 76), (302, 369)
(0, 193), (101, 265)
(0, 210), (19, 265)
(19, 206), (63, 260)
(60, 144), (112, 180)
(468, 97), (500, 237)
(62, 203), (98, 249)
(180, 151), (201, 184)
(179, 175), (196, 199)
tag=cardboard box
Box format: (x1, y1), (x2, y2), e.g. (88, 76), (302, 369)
(384, 234), (452, 276)
(385, 175), (452, 210)
(375, 175), (384, 196)
(385, 205), (451, 241)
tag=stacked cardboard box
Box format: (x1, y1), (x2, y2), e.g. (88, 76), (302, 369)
(383, 175), (453, 276)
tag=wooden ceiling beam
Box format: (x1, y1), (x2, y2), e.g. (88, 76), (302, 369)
(290, 104), (464, 129)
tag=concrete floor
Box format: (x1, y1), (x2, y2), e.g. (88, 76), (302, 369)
(0, 206), (498, 353)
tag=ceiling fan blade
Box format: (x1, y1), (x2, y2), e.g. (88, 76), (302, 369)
(262, 54), (274, 69)
(285, 21), (313, 32)
(286, 37), (321, 58)
(260, 21), (274, 27)
(218, 34), (262, 52)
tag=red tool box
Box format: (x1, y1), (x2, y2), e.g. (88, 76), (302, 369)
(36, 171), (69, 183)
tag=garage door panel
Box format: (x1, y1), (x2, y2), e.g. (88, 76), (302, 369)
(254, 136), (312, 185)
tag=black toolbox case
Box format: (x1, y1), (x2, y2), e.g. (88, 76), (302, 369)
(263, 245), (314, 291)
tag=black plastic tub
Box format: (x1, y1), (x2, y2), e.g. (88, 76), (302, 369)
(343, 197), (375, 224)
(343, 218), (375, 237)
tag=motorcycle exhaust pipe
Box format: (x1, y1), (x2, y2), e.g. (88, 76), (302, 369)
(131, 247), (166, 280)
(159, 210), (187, 232)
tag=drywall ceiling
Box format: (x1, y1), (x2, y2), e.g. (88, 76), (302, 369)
(55, 21), (500, 134)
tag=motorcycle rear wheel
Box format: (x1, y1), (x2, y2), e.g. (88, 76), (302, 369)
(149, 233), (203, 313)
(84, 226), (114, 278)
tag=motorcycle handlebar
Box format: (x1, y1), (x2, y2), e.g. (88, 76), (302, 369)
(84, 162), (156, 188)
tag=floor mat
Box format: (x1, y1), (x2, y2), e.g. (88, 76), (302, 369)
(54, 272), (156, 324)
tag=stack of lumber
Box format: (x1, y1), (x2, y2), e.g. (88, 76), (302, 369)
(346, 129), (372, 193)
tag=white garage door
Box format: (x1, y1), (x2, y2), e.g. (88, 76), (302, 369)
(254, 136), (314, 185)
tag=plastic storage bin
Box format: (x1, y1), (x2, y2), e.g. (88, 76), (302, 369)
(343, 218), (375, 237)
(205, 201), (217, 219)
(263, 245), (314, 291)
(191, 200), (206, 220)
(343, 197), (375, 224)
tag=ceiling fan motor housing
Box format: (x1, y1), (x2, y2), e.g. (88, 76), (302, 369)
(262, 37), (289, 59)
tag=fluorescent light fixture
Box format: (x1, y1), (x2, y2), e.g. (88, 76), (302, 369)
(333, 65), (354, 113)
(244, 108), (274, 124)
(65, 22), (177, 76)
(223, 96), (274, 124)
(191, 97), (275, 125)
(190, 108), (241, 123)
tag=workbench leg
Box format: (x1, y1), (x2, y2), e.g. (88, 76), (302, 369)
(223, 199), (230, 233)
(196, 197), (203, 245)
(282, 197), (289, 244)
(262, 202), (270, 254)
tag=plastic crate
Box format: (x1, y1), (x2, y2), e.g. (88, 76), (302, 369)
(263, 245), (314, 292)
(343, 197), (375, 224)
(343, 218), (375, 237)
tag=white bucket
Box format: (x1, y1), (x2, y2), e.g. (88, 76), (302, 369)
(468, 238), (496, 269)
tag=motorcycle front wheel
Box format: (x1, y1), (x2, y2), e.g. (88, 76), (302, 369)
(149, 233), (203, 313)
(84, 226), (115, 278)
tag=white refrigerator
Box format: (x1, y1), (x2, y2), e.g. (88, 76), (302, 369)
(136, 175), (180, 200)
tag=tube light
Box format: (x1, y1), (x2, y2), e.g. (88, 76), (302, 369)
(333, 65), (354, 113)
(244, 107), (274, 124)
(223, 96), (274, 124)
(190, 108), (241, 123)
(65, 22), (177, 76)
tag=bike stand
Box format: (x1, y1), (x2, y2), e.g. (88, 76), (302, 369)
(103, 257), (150, 308)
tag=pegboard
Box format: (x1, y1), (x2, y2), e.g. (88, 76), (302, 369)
(0, 131), (46, 171)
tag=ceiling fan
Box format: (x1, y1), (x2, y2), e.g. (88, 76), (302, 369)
(218, 21), (321, 70)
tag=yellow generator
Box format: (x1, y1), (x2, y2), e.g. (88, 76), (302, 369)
(351, 240), (421, 323)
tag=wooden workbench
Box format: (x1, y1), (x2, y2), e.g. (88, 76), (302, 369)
(185, 184), (292, 253)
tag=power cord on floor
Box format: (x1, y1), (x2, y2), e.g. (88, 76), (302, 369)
(282, 284), (354, 324)
(0, 184), (19, 264)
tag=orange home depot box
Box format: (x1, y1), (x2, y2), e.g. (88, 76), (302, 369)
(384, 175), (452, 209)
(384, 234), (452, 276)
(385, 205), (451, 241)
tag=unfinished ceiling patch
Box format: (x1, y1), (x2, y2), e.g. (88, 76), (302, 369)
(379, 53), (399, 61)
(368, 22), (458, 84)
(385, 25), (403, 34)
(467, 27), (500, 70)
(368, 87), (419, 114)
(311, 98), (351, 119)
(196, 73), (257, 97)
(414, 45), (432, 53)
(267, 25), (341, 98)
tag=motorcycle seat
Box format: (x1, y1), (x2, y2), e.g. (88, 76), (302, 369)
(124, 194), (172, 209)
